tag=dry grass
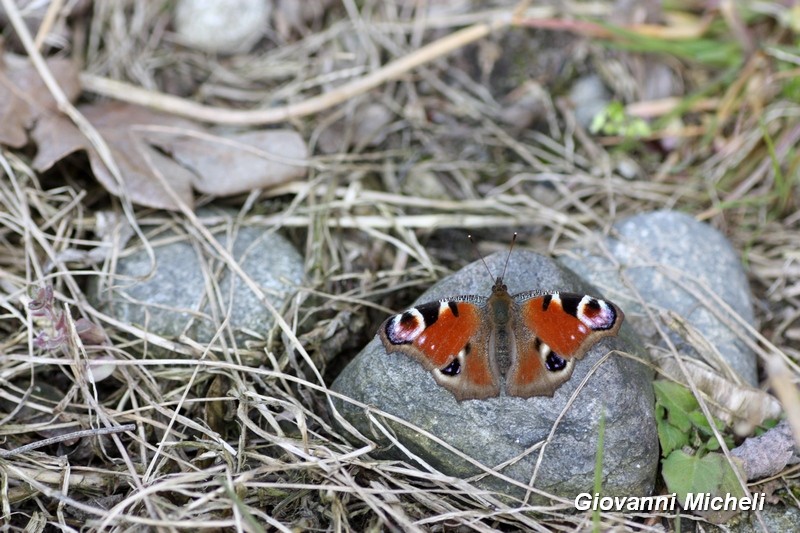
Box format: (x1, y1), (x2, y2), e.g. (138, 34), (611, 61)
(1, 0), (799, 531)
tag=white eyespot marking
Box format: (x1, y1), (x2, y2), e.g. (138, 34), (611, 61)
(577, 296), (617, 330)
(539, 342), (552, 359)
(385, 308), (426, 344)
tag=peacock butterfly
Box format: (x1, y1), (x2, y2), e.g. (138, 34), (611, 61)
(378, 239), (624, 401)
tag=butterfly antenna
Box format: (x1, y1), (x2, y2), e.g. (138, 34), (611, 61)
(468, 234), (495, 280)
(500, 233), (518, 280)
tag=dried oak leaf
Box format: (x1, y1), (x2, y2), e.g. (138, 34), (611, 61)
(33, 102), (199, 210)
(731, 421), (799, 480)
(317, 101), (393, 154)
(33, 101), (308, 210)
(0, 54), (80, 147)
(149, 128), (308, 196)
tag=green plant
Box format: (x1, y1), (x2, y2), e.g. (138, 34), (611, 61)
(589, 101), (652, 138)
(655, 380), (745, 524)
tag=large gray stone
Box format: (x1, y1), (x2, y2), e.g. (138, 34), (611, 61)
(561, 210), (757, 385)
(332, 250), (657, 500)
(87, 210), (303, 348)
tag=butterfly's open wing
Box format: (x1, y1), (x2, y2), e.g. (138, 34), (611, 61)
(380, 298), (501, 400)
(506, 293), (623, 397)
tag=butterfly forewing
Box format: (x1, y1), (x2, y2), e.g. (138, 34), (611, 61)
(506, 292), (623, 397)
(380, 298), (502, 400)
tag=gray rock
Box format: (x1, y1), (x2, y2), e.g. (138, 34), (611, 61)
(561, 210), (757, 385)
(719, 503), (800, 532)
(569, 75), (611, 130)
(332, 250), (657, 500)
(87, 210), (303, 347)
(174, 0), (270, 54)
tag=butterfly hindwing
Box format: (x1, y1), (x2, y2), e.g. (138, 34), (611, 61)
(380, 298), (501, 400)
(507, 292), (623, 397)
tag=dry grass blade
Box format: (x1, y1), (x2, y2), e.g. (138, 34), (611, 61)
(79, 14), (514, 125)
(0, 424), (135, 459)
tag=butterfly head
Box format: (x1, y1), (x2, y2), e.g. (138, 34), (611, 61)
(491, 277), (508, 294)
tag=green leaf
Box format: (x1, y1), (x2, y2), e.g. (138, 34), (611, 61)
(662, 450), (746, 524)
(589, 111), (608, 135)
(657, 419), (690, 457)
(688, 410), (714, 434)
(588, 101), (651, 138)
(654, 381), (697, 433)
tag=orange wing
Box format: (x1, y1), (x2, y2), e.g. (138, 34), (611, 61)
(506, 293), (623, 397)
(380, 299), (501, 401)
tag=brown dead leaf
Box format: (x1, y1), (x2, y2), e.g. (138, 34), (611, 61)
(317, 102), (393, 154)
(152, 129), (308, 196)
(32, 101), (308, 210)
(658, 357), (783, 431)
(33, 102), (200, 210)
(731, 421), (799, 480)
(0, 54), (80, 147)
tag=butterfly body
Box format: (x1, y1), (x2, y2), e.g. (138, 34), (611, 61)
(379, 276), (624, 401)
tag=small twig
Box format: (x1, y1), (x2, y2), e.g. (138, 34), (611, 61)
(0, 424), (135, 458)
